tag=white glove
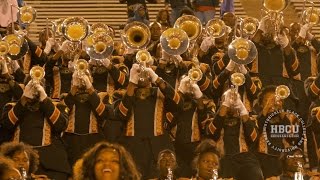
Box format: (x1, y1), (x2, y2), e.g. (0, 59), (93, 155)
(306, 32), (314, 41)
(234, 96), (249, 116)
(68, 61), (75, 72)
(35, 84), (47, 102)
(239, 65), (248, 74)
(22, 81), (34, 99)
(82, 75), (93, 89)
(0, 60), (8, 74)
(145, 67), (158, 83)
(101, 58), (111, 68)
(129, 64), (140, 84)
(258, 16), (269, 33)
(59, 40), (70, 52)
(200, 37), (215, 52)
(299, 24), (312, 39)
(191, 83), (203, 99)
(178, 76), (190, 94)
(11, 60), (20, 72)
(44, 38), (55, 54)
(226, 60), (236, 72)
(277, 33), (289, 48)
(72, 72), (80, 87)
(221, 89), (233, 107)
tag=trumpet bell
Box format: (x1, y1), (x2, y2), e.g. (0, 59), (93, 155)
(206, 18), (226, 38)
(188, 68), (203, 82)
(263, 0), (289, 12)
(160, 28), (189, 55)
(275, 85), (290, 99)
(228, 38), (257, 65)
(231, 72), (245, 86)
(30, 66), (45, 82)
(19, 6), (37, 24)
(121, 21), (151, 50)
(85, 33), (114, 60)
(302, 7), (320, 25)
(136, 50), (152, 65)
(62, 17), (90, 42)
(76, 59), (89, 73)
(52, 18), (65, 36)
(0, 41), (9, 56)
(174, 15), (202, 41)
(242, 17), (259, 36)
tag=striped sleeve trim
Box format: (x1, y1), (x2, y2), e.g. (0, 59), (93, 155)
(310, 82), (320, 95)
(117, 72), (126, 85)
(166, 112), (174, 123)
(119, 102), (128, 116)
(292, 59), (299, 71)
(213, 78), (220, 89)
(49, 107), (61, 124)
(8, 109), (18, 125)
(199, 77), (210, 91)
(96, 101), (106, 116)
(217, 59), (225, 70)
(35, 46), (43, 57)
(250, 129), (258, 141)
(173, 92), (180, 104)
(250, 83), (257, 94)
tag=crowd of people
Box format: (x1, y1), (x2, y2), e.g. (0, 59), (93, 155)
(0, 0), (320, 179)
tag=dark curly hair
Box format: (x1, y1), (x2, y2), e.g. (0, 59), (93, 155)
(257, 85), (277, 106)
(0, 156), (18, 179)
(0, 142), (40, 174)
(73, 141), (141, 180)
(192, 139), (221, 171)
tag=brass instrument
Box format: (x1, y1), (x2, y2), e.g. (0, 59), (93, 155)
(2, 34), (29, 60)
(206, 18), (226, 38)
(74, 59), (89, 87)
(229, 72), (245, 103)
(19, 167), (28, 180)
(91, 23), (111, 35)
(228, 37), (257, 65)
(188, 67), (203, 82)
(165, 168), (173, 180)
(52, 18), (65, 37)
(294, 162), (304, 180)
(121, 21), (151, 50)
(136, 50), (152, 83)
(242, 17), (260, 36)
(0, 41), (9, 56)
(30, 66), (45, 97)
(274, 85), (290, 109)
(85, 33), (114, 60)
(18, 6), (37, 25)
(209, 169), (218, 180)
(62, 17), (90, 42)
(174, 15), (202, 42)
(301, 5), (320, 25)
(160, 28), (189, 55)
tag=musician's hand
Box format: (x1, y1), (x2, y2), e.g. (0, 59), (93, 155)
(35, 84), (47, 102)
(59, 40), (70, 52)
(129, 64), (140, 84)
(200, 37), (214, 52)
(191, 83), (203, 99)
(101, 58), (111, 68)
(0, 59), (8, 75)
(277, 33), (289, 48)
(44, 38), (55, 54)
(22, 81), (34, 99)
(68, 61), (75, 72)
(82, 75), (93, 89)
(262, 96), (275, 116)
(299, 24), (312, 39)
(178, 76), (190, 94)
(225, 60), (236, 72)
(234, 96), (248, 116)
(258, 16), (269, 33)
(71, 72), (80, 87)
(239, 65), (248, 74)
(222, 89), (234, 108)
(11, 60), (20, 72)
(145, 67), (158, 83)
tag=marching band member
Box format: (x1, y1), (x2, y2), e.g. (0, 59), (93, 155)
(0, 156), (22, 180)
(150, 149), (179, 180)
(115, 63), (182, 179)
(0, 77), (71, 179)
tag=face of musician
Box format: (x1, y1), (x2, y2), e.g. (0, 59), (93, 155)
(198, 152), (219, 180)
(159, 10), (169, 22)
(138, 7), (146, 18)
(222, 12), (236, 27)
(1, 168), (21, 180)
(289, 23), (301, 41)
(94, 148), (120, 180)
(262, 91), (283, 112)
(150, 23), (162, 41)
(159, 152), (177, 177)
(11, 151), (30, 175)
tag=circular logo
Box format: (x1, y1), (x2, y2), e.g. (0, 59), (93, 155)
(263, 109), (306, 153)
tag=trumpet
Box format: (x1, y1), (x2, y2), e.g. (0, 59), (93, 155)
(19, 167), (28, 180)
(187, 67), (203, 95)
(274, 85), (290, 109)
(18, 6), (37, 25)
(121, 21), (151, 50)
(74, 59), (89, 87)
(30, 66), (45, 97)
(136, 50), (152, 83)
(160, 28), (189, 55)
(230, 72), (245, 103)
(85, 33), (114, 61)
(206, 18), (226, 38)
(209, 169), (218, 180)
(165, 168), (173, 180)
(294, 162), (304, 180)
(0, 41), (9, 56)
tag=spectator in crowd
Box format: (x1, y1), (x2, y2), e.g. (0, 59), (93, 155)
(192, 0), (219, 25)
(165, 0), (193, 25)
(127, 4), (150, 25)
(220, 0), (234, 17)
